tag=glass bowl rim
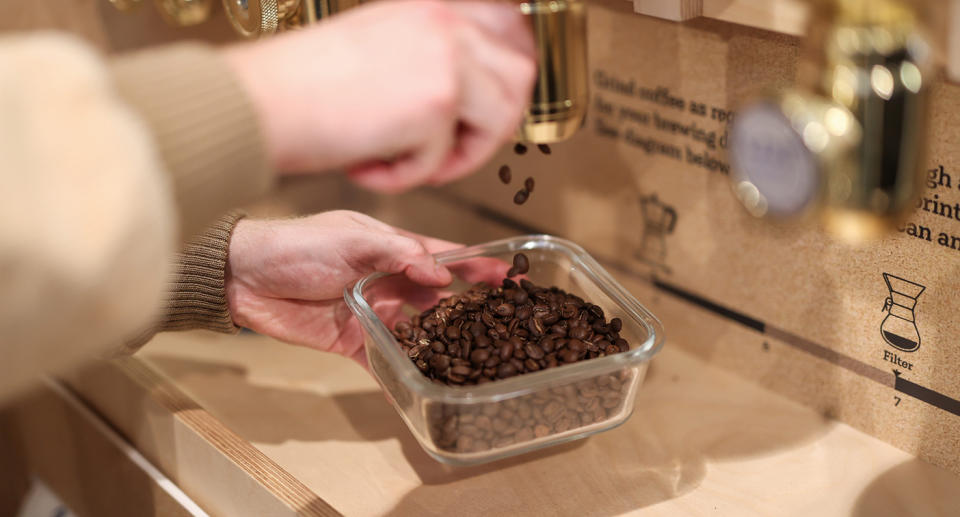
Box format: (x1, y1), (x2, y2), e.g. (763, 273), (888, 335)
(343, 234), (665, 404)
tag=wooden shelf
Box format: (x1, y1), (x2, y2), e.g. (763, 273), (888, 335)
(65, 331), (960, 516)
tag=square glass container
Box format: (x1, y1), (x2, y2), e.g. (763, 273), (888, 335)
(344, 235), (664, 465)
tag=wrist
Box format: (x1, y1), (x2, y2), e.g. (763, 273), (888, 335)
(224, 217), (254, 326)
(221, 46), (283, 171)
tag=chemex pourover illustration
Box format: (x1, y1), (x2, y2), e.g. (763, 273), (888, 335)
(881, 273), (925, 353)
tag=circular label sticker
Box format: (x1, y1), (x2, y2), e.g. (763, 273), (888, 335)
(729, 103), (819, 217)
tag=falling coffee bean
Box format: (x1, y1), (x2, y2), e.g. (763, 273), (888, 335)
(511, 253), (529, 276)
(514, 142), (528, 155)
(513, 189), (529, 205)
(524, 177), (535, 193)
(537, 143), (552, 155)
(498, 165), (512, 184)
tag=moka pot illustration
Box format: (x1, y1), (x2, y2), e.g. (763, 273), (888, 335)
(637, 193), (677, 266)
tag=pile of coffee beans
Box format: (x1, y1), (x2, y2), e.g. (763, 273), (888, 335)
(427, 370), (633, 453)
(499, 142), (550, 205)
(385, 252), (634, 454)
(390, 253), (629, 387)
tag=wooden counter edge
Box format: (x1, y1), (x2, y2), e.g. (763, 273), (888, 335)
(62, 358), (341, 517)
(1, 379), (207, 516)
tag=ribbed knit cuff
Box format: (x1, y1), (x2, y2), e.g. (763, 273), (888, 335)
(109, 44), (273, 241)
(121, 211), (247, 354)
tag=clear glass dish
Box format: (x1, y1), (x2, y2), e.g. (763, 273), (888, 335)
(344, 235), (665, 465)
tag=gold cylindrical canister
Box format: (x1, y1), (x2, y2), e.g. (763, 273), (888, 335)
(729, 0), (931, 242)
(819, 5), (930, 241)
(518, 0), (589, 144)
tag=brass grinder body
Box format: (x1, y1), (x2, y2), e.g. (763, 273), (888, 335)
(519, 0), (589, 144)
(730, 0), (932, 242)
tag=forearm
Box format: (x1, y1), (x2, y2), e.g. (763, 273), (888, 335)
(110, 44), (274, 241)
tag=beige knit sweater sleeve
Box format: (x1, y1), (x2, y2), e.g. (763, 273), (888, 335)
(123, 211), (248, 354)
(0, 34), (272, 399)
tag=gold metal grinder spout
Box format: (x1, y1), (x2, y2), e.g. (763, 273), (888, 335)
(729, 0), (932, 243)
(518, 0), (589, 144)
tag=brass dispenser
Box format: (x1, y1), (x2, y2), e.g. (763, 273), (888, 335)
(728, 0), (932, 242)
(221, 0), (365, 36)
(109, 0), (216, 26)
(219, 0), (589, 144)
(518, 0), (589, 144)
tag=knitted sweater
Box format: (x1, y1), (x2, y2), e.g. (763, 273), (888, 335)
(0, 35), (269, 398)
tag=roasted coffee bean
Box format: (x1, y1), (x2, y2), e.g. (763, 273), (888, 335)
(513, 189), (529, 205)
(549, 323), (568, 337)
(516, 305), (533, 321)
(495, 303), (515, 317)
(511, 253), (530, 275)
(408, 343), (428, 358)
(497, 362), (519, 378)
(568, 339), (586, 354)
(499, 340), (515, 361)
(588, 304), (605, 321)
(569, 326), (589, 340)
(609, 317), (622, 333)
(481, 310), (496, 328)
(524, 177), (535, 193)
(524, 343), (545, 360)
(470, 348), (491, 364)
(513, 289), (529, 305)
(514, 142), (528, 155)
(445, 326), (461, 340)
(498, 165), (512, 184)
(560, 349), (580, 363)
(475, 335), (492, 348)
(451, 365), (473, 377)
(537, 143), (552, 155)
(615, 338), (629, 352)
(528, 317), (545, 336)
(429, 354), (451, 371)
(539, 336), (556, 353)
(447, 342), (461, 357)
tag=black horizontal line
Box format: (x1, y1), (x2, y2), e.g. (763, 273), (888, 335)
(896, 376), (960, 417)
(651, 279), (766, 333)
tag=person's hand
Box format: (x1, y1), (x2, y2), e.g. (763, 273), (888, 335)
(225, 211), (504, 365)
(222, 0), (536, 192)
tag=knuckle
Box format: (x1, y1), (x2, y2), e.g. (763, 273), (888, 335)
(396, 235), (428, 257)
(414, 1), (457, 26)
(428, 78), (458, 117)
